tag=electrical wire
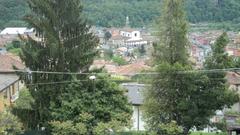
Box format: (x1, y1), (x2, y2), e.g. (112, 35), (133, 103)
(25, 80), (89, 86)
(0, 68), (240, 75)
(23, 77), (229, 86)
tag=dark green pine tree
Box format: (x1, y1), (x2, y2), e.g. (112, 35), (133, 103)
(144, 1), (238, 135)
(19, 0), (98, 128)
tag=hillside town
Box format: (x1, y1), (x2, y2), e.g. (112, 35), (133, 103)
(1, 0), (240, 135)
(1, 20), (240, 134)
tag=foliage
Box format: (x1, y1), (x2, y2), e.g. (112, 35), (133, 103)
(5, 40), (22, 55)
(12, 88), (36, 130)
(205, 32), (234, 69)
(0, 0), (28, 29)
(112, 55), (128, 66)
(1, 0), (240, 28)
(116, 131), (150, 135)
(50, 74), (132, 134)
(0, 110), (23, 135)
(144, 1), (195, 133)
(144, 1), (239, 135)
(204, 32), (239, 114)
(191, 133), (226, 135)
(50, 121), (87, 135)
(156, 121), (182, 135)
(144, 62), (216, 134)
(212, 119), (227, 132)
(103, 49), (114, 60)
(93, 120), (125, 135)
(138, 45), (146, 56)
(104, 31), (112, 43)
(19, 0), (98, 130)
(13, 88), (34, 110)
(153, 0), (189, 65)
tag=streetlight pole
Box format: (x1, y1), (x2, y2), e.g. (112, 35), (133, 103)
(89, 75), (96, 93)
(89, 75), (96, 135)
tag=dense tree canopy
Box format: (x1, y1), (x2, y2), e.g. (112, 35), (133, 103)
(1, 0), (240, 29)
(143, 0), (239, 135)
(17, 1), (132, 134)
(19, 0), (98, 129)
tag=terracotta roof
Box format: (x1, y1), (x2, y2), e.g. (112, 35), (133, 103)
(120, 27), (138, 33)
(116, 61), (150, 76)
(226, 48), (240, 57)
(227, 72), (240, 85)
(0, 54), (25, 71)
(111, 35), (130, 40)
(91, 60), (117, 73)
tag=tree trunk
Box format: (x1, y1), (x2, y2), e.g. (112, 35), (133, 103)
(183, 127), (190, 135)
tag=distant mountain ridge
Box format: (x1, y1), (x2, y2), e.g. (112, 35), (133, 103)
(1, 0), (240, 28)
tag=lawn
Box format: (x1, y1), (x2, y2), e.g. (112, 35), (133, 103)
(116, 132), (227, 135)
(191, 132), (227, 135)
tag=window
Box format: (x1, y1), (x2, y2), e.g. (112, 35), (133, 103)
(3, 89), (8, 99)
(135, 33), (137, 37)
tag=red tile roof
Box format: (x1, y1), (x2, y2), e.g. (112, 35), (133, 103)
(0, 54), (25, 71)
(116, 61), (150, 76)
(227, 72), (240, 85)
(91, 60), (117, 73)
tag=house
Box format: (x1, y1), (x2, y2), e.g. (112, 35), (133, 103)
(108, 28), (149, 49)
(122, 83), (147, 131)
(0, 27), (34, 35)
(90, 60), (117, 74)
(0, 54), (25, 112)
(225, 115), (240, 135)
(0, 74), (22, 111)
(116, 61), (150, 76)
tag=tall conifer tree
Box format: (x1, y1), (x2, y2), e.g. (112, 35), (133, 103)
(19, 0), (98, 128)
(153, 0), (189, 65)
(144, 1), (238, 135)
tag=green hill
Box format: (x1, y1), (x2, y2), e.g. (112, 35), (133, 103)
(1, 0), (240, 29)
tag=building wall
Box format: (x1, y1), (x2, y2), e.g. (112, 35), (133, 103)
(130, 31), (141, 40)
(0, 88), (10, 112)
(120, 31), (132, 38)
(132, 105), (145, 131)
(228, 85), (240, 113)
(0, 80), (22, 112)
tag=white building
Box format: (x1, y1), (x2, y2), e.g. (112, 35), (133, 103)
(0, 27), (34, 35)
(120, 30), (142, 41)
(108, 28), (148, 49)
(122, 83), (146, 131)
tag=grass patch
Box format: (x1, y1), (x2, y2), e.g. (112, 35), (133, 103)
(191, 132), (226, 135)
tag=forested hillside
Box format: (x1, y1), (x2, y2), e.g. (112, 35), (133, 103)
(1, 0), (240, 29)
(0, 0), (28, 29)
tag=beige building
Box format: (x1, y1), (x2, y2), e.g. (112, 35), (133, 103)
(0, 53), (25, 111)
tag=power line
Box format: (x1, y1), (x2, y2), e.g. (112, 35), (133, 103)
(1, 68), (240, 75)
(24, 77), (229, 86)
(25, 80), (89, 86)
(24, 78), (133, 86)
